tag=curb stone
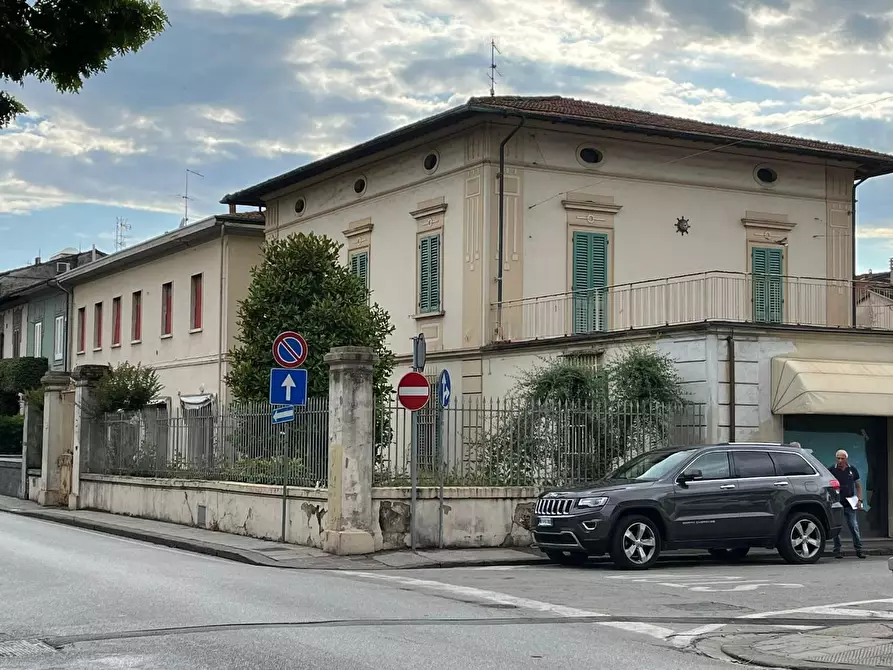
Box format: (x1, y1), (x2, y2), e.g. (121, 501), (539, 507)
(0, 507), (550, 570)
(721, 639), (889, 670)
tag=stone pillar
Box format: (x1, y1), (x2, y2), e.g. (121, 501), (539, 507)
(69, 364), (109, 509)
(322, 346), (377, 555)
(37, 371), (73, 506)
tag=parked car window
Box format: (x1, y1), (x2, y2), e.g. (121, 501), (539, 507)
(770, 451), (816, 476)
(609, 449), (698, 481)
(732, 451), (776, 478)
(681, 452), (731, 481)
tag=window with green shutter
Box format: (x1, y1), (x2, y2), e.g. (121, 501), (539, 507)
(418, 234), (441, 313)
(572, 231), (609, 334)
(752, 246), (784, 324)
(350, 250), (369, 290)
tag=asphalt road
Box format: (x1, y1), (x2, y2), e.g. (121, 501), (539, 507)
(3, 513), (891, 670)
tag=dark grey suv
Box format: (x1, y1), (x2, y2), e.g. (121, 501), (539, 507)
(533, 443), (844, 570)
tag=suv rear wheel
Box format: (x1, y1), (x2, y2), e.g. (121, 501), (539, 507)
(609, 515), (661, 569)
(778, 511), (825, 565)
(545, 550), (588, 566)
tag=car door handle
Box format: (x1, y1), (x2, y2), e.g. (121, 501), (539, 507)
(773, 481), (789, 487)
(719, 484), (736, 490)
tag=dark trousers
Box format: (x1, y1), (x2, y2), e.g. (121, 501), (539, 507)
(833, 506), (863, 552)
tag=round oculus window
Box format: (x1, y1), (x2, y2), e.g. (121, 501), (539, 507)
(756, 167), (778, 184)
(424, 152), (439, 172)
(353, 178), (367, 194)
(294, 198), (306, 215)
(579, 147), (604, 165)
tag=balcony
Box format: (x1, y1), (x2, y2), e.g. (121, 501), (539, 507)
(490, 271), (893, 344)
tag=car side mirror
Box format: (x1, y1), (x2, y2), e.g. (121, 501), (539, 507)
(677, 473), (691, 486)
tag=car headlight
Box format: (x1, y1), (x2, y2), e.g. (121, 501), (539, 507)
(577, 497), (608, 508)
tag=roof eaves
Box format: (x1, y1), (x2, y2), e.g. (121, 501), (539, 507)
(466, 103), (893, 176)
(59, 216), (222, 285)
(221, 103), (477, 206)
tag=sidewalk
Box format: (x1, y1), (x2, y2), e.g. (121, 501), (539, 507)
(722, 622), (893, 669)
(0, 495), (547, 571)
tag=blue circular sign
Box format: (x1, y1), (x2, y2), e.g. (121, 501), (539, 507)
(438, 369), (452, 408)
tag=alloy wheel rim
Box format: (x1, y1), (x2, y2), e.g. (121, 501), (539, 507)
(622, 522), (656, 564)
(790, 519), (821, 559)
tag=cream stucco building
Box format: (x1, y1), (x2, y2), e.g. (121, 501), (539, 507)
(62, 211), (264, 409)
(224, 95), (893, 537)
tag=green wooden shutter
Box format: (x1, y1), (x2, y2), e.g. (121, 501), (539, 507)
(572, 232), (608, 334)
(350, 251), (369, 289)
(418, 235), (441, 313)
(752, 247), (783, 324)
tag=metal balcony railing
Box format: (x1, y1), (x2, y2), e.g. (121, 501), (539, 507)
(490, 271), (893, 343)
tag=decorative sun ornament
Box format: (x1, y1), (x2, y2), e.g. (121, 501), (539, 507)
(675, 217), (691, 235)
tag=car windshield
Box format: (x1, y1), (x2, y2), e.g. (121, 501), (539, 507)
(608, 449), (698, 481)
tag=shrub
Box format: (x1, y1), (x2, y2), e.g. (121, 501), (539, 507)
(91, 363), (162, 416)
(0, 357), (48, 394)
(0, 414), (24, 455)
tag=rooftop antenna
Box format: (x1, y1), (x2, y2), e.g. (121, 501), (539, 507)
(488, 38), (502, 97)
(114, 217), (131, 251)
(177, 168), (204, 226)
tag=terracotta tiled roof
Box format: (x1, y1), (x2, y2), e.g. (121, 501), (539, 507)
(468, 96), (893, 162)
(219, 211), (264, 223)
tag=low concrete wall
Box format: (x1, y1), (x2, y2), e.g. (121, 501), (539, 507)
(80, 475), (328, 547)
(373, 487), (537, 550)
(74, 475), (536, 551)
(0, 457), (22, 498)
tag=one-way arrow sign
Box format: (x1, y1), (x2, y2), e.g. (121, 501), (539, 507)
(269, 368), (308, 406)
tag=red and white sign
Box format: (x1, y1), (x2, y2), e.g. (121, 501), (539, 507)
(397, 371), (430, 411)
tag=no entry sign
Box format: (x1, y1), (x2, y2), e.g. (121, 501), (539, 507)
(397, 371), (430, 411)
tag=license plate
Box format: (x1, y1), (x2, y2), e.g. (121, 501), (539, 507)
(538, 516), (553, 527)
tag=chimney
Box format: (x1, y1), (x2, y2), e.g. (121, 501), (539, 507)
(889, 258), (893, 286)
(34, 256), (40, 265)
(91, 244), (96, 262)
(229, 203), (236, 214)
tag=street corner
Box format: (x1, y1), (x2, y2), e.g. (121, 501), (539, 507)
(719, 618), (893, 670)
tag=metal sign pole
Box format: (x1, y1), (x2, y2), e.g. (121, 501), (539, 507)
(280, 428), (287, 542)
(409, 333), (426, 553)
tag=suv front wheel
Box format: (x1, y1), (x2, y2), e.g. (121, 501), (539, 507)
(610, 515), (661, 569)
(778, 511), (825, 564)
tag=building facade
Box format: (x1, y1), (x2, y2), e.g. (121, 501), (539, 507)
(224, 95), (893, 536)
(62, 212), (264, 408)
(0, 249), (103, 365)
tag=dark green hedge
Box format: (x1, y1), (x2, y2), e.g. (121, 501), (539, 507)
(0, 414), (24, 455)
(0, 357), (48, 394)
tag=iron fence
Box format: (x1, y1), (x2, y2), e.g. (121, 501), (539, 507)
(373, 395), (706, 488)
(84, 398), (329, 487)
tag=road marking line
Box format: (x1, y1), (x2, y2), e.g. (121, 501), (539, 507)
(341, 571), (676, 641)
(670, 624), (725, 647)
(740, 598), (893, 619)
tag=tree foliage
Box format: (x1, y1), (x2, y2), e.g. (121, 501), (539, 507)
(471, 346), (690, 487)
(91, 362), (161, 415)
(1, 0), (168, 127)
(226, 233), (396, 401)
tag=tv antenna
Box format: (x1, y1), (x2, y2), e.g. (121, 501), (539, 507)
(488, 38), (502, 97)
(177, 168), (204, 226)
(114, 217), (131, 251)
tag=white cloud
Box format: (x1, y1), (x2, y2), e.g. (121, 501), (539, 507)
(0, 111), (147, 159)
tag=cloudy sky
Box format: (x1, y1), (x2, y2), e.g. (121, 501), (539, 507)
(3, 0), (893, 274)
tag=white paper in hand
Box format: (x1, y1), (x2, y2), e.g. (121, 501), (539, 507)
(846, 495), (860, 510)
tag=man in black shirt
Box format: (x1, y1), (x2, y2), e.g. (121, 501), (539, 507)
(828, 449), (865, 559)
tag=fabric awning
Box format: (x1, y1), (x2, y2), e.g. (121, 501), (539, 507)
(179, 393), (214, 410)
(772, 358), (893, 416)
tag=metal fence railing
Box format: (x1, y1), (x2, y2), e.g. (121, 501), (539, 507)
(373, 396), (707, 488)
(84, 398), (329, 487)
